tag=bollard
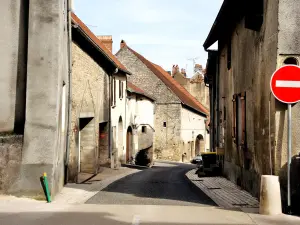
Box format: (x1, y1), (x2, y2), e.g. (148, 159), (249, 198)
(42, 172), (51, 203)
(259, 175), (282, 215)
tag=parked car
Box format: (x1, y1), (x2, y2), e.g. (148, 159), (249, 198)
(191, 154), (202, 164)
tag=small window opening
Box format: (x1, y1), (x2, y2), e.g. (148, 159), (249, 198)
(283, 57), (298, 65)
(142, 126), (147, 133)
(163, 122), (166, 127)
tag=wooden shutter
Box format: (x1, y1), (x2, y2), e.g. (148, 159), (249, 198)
(241, 92), (246, 146)
(119, 80), (121, 99)
(113, 77), (116, 105)
(232, 94), (237, 142)
(121, 81), (124, 98)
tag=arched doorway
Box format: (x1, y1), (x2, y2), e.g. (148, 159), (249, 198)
(195, 134), (204, 155)
(118, 117), (123, 164)
(126, 126), (133, 163)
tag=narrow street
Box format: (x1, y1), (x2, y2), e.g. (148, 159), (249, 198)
(86, 161), (216, 206)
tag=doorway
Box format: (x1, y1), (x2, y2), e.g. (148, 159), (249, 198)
(195, 134), (204, 155)
(79, 117), (96, 174)
(117, 117), (123, 164)
(126, 126), (133, 163)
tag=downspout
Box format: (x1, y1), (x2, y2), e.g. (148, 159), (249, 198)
(215, 54), (220, 152)
(65, 0), (73, 184)
(109, 74), (112, 168)
(125, 75), (128, 161)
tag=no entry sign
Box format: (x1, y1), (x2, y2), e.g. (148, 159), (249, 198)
(270, 65), (300, 103)
(270, 64), (300, 212)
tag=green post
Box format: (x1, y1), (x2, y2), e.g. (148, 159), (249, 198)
(43, 172), (51, 203)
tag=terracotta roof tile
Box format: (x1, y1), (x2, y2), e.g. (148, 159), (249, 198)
(71, 13), (130, 75)
(127, 46), (209, 115)
(127, 82), (155, 101)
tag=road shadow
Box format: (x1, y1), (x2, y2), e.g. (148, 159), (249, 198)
(85, 161), (216, 206)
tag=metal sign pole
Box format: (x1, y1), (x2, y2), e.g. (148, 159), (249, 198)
(287, 104), (292, 213)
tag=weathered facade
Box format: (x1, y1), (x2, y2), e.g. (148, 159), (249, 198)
(126, 82), (155, 166)
(69, 14), (131, 181)
(0, 0), (70, 198)
(204, 0), (300, 213)
(173, 66), (210, 109)
(116, 41), (209, 161)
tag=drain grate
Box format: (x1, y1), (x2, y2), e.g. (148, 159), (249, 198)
(232, 203), (249, 206)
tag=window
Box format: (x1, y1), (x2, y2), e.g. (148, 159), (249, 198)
(232, 92), (246, 147)
(142, 126), (147, 133)
(112, 77), (116, 106)
(163, 122), (166, 128)
(119, 80), (123, 99)
(61, 82), (66, 132)
(232, 95), (237, 142)
(245, 0), (263, 31)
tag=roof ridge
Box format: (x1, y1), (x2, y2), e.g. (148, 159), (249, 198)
(71, 13), (131, 75)
(126, 46), (209, 115)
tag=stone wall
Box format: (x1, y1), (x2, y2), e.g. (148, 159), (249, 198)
(0, 135), (22, 193)
(275, 0), (300, 214)
(0, 0), (28, 133)
(69, 41), (110, 181)
(12, 0), (70, 198)
(217, 0), (279, 197)
(154, 104), (182, 161)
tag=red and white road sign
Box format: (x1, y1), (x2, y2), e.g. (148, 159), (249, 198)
(270, 65), (300, 104)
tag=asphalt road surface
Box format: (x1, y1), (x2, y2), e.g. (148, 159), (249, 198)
(86, 161), (216, 206)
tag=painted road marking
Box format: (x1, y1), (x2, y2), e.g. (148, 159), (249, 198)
(132, 215), (141, 225)
(276, 80), (300, 88)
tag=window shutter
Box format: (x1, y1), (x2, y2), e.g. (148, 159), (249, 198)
(119, 80), (121, 98)
(232, 94), (236, 142)
(121, 81), (123, 98)
(113, 78), (116, 105)
(241, 92), (246, 145)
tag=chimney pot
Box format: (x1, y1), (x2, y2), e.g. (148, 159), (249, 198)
(120, 40), (127, 49)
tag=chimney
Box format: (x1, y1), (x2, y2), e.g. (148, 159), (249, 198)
(97, 35), (113, 52)
(120, 40), (127, 49)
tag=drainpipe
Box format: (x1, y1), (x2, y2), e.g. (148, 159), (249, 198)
(65, 0), (73, 184)
(109, 74), (112, 168)
(215, 54), (220, 152)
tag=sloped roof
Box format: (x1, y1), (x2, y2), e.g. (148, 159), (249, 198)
(71, 13), (131, 75)
(125, 46), (209, 116)
(127, 82), (155, 101)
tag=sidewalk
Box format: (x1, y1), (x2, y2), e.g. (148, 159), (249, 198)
(185, 168), (300, 224)
(185, 169), (259, 210)
(53, 167), (140, 204)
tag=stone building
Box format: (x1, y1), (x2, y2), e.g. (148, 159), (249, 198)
(116, 41), (209, 161)
(126, 82), (155, 166)
(204, 0), (300, 213)
(0, 0), (70, 198)
(172, 65), (210, 109)
(69, 13), (131, 182)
